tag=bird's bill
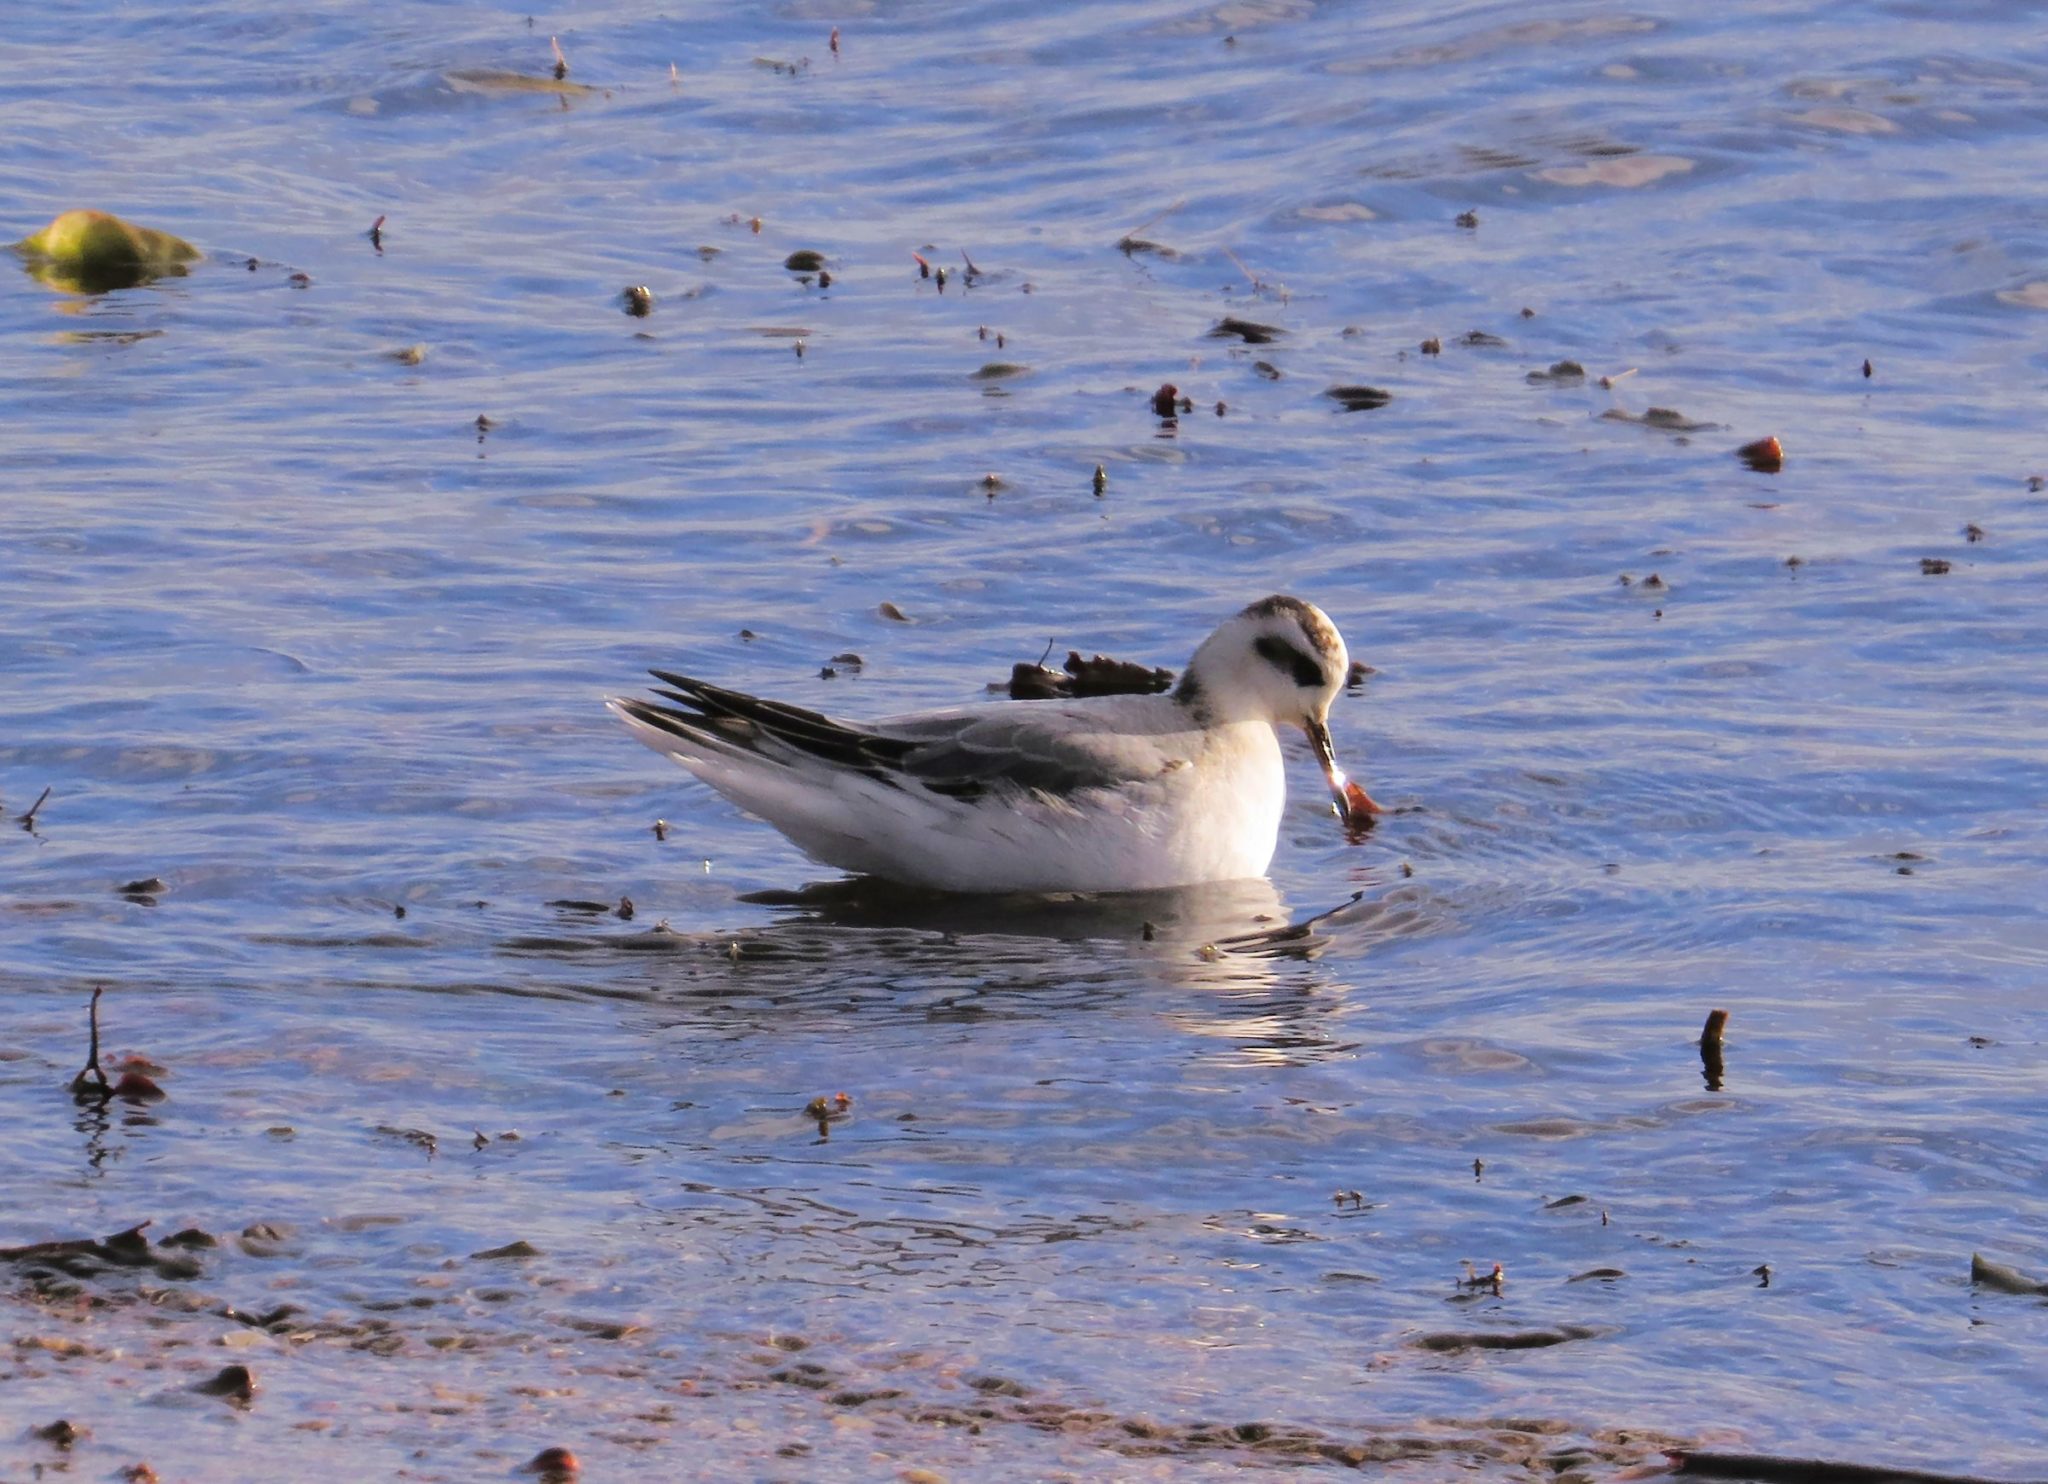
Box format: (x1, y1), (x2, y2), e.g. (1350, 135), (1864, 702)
(1306, 715), (1383, 826)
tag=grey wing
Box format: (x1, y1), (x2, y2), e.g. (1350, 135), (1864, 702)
(881, 704), (1178, 801)
(619, 672), (1178, 801)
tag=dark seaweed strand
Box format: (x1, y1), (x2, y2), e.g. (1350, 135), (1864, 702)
(1672, 1449), (2048, 1484)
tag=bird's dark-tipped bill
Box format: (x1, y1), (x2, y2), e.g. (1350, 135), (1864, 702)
(1306, 716), (1382, 827)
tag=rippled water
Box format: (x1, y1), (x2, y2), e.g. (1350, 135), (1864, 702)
(6, 1), (2048, 1478)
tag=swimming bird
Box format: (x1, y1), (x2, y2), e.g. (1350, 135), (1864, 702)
(608, 595), (1379, 894)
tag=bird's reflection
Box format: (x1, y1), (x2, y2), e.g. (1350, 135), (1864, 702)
(741, 874), (1292, 946)
(514, 872), (1406, 1068)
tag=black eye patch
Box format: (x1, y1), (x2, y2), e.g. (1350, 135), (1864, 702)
(1254, 635), (1325, 689)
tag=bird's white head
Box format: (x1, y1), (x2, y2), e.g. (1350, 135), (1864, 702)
(1177, 595), (1380, 825)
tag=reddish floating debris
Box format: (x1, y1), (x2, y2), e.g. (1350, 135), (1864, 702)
(1150, 383), (1180, 418)
(112, 1068), (166, 1102)
(524, 1446), (581, 1478)
(1737, 436), (1784, 472)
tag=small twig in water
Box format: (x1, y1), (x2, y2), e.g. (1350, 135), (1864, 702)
(550, 35), (568, 80)
(1119, 198), (1186, 244)
(70, 988), (112, 1100)
(1220, 245), (1261, 290)
(20, 785), (52, 831)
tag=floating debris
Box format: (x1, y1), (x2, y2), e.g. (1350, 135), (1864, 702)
(1420, 337), (1441, 355)
(1211, 315), (1283, 344)
(1737, 435), (1784, 472)
(1455, 209), (1479, 229)
(389, 343), (428, 367)
(1527, 360), (1586, 383)
(1862, 358), (1873, 378)
(1601, 406), (1719, 433)
(1326, 385), (1392, 411)
(444, 69), (600, 98)
(1004, 650), (1174, 700)
(194, 1363), (257, 1403)
(1669, 1448), (2028, 1484)
(804, 1091), (854, 1137)
(1459, 329), (1507, 347)
(783, 249), (826, 273)
(1151, 382), (1181, 418)
(1252, 360), (1282, 380)
(621, 284), (654, 317)
(970, 362), (1028, 380)
(1092, 464), (1107, 495)
(367, 214), (385, 252)
(1700, 1007), (1728, 1090)
(1458, 1260), (1507, 1292)
(13, 209), (199, 293)
(1116, 236), (1179, 258)
(877, 601), (909, 622)
(68, 987), (112, 1100)
(524, 1447), (581, 1480)
(1920, 557), (1951, 575)
(1970, 1252), (2048, 1296)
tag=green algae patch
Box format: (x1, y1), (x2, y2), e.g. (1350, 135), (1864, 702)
(15, 210), (200, 293)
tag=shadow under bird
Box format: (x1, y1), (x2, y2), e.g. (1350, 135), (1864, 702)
(608, 595), (1380, 893)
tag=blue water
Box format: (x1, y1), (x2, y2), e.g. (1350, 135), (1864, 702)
(5, 1), (2048, 1478)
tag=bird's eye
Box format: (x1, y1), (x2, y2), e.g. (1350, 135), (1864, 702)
(1253, 635), (1324, 689)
